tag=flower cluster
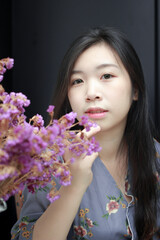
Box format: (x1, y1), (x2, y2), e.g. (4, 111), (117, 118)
(0, 57), (14, 82)
(74, 208), (98, 238)
(0, 58), (101, 203)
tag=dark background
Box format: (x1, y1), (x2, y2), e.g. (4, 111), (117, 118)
(1, 0), (160, 239)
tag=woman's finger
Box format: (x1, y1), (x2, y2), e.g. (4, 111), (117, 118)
(78, 125), (101, 139)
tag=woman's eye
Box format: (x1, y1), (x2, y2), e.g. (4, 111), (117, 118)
(102, 74), (113, 79)
(72, 79), (83, 85)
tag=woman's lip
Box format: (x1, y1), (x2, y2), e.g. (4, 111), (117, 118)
(85, 108), (108, 119)
(85, 108), (108, 113)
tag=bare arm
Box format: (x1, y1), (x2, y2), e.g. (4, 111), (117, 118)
(33, 126), (100, 240)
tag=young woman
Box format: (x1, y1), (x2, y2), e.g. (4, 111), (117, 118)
(11, 27), (160, 240)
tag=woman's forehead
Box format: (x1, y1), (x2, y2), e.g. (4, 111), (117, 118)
(72, 42), (126, 74)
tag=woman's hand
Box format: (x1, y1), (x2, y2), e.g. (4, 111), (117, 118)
(63, 125), (101, 191)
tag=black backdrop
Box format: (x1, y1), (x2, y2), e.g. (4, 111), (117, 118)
(0, 0), (160, 239)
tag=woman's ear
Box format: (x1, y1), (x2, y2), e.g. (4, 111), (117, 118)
(133, 88), (138, 101)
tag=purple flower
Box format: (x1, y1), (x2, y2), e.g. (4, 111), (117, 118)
(4, 123), (47, 160)
(85, 121), (93, 132)
(79, 115), (89, 125)
(32, 134), (48, 154)
(79, 115), (98, 131)
(86, 137), (102, 155)
(7, 92), (31, 113)
(47, 124), (60, 143)
(0, 66), (6, 75)
(0, 112), (10, 120)
(6, 58), (14, 69)
(60, 179), (71, 186)
(65, 112), (77, 122)
(36, 114), (44, 127)
(0, 75), (3, 82)
(30, 114), (44, 128)
(0, 149), (9, 162)
(69, 142), (86, 156)
(70, 157), (75, 163)
(47, 105), (55, 113)
(46, 193), (60, 203)
(0, 173), (11, 181)
(18, 155), (34, 173)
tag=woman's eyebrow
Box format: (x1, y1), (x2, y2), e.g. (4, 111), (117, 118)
(96, 63), (119, 69)
(71, 63), (119, 75)
(71, 70), (83, 74)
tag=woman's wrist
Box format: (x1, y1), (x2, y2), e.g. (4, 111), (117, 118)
(59, 181), (88, 197)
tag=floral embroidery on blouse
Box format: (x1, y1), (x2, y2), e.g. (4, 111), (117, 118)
(11, 216), (36, 239)
(102, 193), (123, 219)
(73, 208), (98, 239)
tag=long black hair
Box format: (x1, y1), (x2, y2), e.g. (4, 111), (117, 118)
(52, 26), (158, 239)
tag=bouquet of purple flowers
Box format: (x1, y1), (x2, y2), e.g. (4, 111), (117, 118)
(0, 58), (101, 204)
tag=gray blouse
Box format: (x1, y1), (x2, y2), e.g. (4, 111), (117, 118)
(11, 141), (160, 240)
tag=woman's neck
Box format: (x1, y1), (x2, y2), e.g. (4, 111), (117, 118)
(95, 127), (128, 192)
(95, 126), (126, 163)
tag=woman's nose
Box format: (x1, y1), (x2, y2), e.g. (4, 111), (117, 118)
(85, 81), (102, 101)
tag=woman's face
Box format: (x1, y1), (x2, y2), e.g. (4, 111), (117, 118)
(68, 42), (137, 133)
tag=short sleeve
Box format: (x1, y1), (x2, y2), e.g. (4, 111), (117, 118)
(11, 181), (60, 240)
